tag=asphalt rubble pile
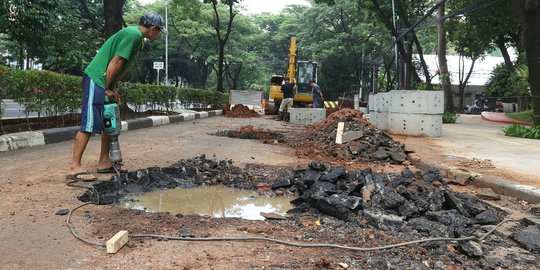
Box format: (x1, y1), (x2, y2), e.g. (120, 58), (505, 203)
(79, 155), (265, 205)
(223, 104), (260, 118)
(212, 125), (285, 142)
(279, 162), (505, 233)
(291, 108), (408, 164)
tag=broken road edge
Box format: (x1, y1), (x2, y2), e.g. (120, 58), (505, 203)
(408, 153), (540, 204)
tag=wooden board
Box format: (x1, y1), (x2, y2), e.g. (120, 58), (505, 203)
(335, 122), (345, 144)
(106, 230), (129, 254)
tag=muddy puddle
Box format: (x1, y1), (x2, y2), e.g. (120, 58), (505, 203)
(120, 186), (292, 220)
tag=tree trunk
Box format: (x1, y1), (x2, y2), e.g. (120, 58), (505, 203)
(496, 35), (515, 71)
(396, 0), (433, 90)
(370, 0), (422, 86)
(217, 43), (225, 92)
(512, 0), (540, 125)
(19, 45), (24, 69)
(438, 3), (453, 113)
(458, 56), (476, 110)
(103, 0), (126, 39)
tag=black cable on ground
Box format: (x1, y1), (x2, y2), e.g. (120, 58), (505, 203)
(65, 179), (105, 248)
(63, 185), (518, 252)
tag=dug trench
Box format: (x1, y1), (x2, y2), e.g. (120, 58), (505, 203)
(76, 154), (540, 269)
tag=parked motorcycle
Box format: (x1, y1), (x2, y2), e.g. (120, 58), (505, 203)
(465, 98), (488, 114)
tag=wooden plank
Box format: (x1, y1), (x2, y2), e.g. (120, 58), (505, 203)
(106, 230), (129, 254)
(335, 122), (345, 144)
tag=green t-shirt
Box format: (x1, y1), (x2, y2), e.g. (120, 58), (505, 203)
(85, 26), (143, 89)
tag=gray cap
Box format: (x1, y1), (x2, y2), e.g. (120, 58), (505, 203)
(139, 12), (167, 35)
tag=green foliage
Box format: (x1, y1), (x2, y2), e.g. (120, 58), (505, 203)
(0, 0), (60, 67)
(486, 63), (530, 99)
(507, 110), (534, 124)
(0, 67), (228, 122)
(3, 68), (80, 121)
(442, 112), (460, 124)
(503, 124), (540, 139)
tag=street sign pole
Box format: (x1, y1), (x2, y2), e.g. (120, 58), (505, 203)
(153, 61), (164, 85)
(165, 6), (169, 86)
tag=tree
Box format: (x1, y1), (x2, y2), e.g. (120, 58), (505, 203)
(0, 0), (59, 69)
(40, 0), (101, 75)
(203, 0), (242, 92)
(511, 0), (540, 126)
(103, 0), (126, 38)
(447, 7), (493, 110)
(437, 2), (453, 112)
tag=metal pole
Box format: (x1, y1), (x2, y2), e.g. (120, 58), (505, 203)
(157, 69), (160, 85)
(359, 47), (364, 98)
(165, 6), (169, 86)
(391, 0), (398, 90)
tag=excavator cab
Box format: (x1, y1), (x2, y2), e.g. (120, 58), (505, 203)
(270, 75), (284, 86)
(296, 61), (317, 95)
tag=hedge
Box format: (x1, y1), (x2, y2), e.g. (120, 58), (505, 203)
(0, 67), (228, 122)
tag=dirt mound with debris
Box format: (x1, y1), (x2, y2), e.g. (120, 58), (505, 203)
(212, 125), (285, 142)
(223, 104), (259, 118)
(311, 108), (372, 130)
(292, 109), (406, 164)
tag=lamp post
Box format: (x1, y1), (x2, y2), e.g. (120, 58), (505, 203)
(165, 5), (169, 86)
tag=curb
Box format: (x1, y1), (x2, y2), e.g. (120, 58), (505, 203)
(0, 110), (223, 152)
(408, 153), (540, 203)
(480, 111), (531, 126)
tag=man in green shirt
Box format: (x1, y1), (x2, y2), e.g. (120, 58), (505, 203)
(67, 12), (166, 181)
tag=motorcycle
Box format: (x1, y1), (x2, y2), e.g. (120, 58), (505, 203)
(465, 99), (488, 114)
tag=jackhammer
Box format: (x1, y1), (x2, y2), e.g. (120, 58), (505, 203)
(103, 98), (123, 178)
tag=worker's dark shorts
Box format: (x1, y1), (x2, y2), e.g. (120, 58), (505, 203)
(80, 74), (105, 134)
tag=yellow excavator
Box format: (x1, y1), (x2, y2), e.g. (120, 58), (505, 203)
(266, 36), (318, 114)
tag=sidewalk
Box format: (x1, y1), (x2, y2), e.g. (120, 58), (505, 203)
(398, 114), (540, 202)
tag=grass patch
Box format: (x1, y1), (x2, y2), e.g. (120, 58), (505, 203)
(503, 124), (540, 139)
(507, 110), (533, 123)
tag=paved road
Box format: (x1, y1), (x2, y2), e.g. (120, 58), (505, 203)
(401, 114), (540, 187)
(0, 99), (37, 119)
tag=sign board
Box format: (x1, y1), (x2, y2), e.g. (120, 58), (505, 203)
(153, 61), (164, 70)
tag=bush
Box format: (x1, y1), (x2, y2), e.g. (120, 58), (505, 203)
(442, 112), (460, 124)
(503, 124), (540, 139)
(0, 67), (228, 123)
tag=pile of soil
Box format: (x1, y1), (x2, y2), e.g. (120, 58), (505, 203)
(211, 125), (284, 142)
(223, 104), (259, 118)
(292, 108), (407, 164)
(310, 108), (372, 130)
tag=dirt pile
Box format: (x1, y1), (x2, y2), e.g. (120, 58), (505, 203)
(223, 104), (259, 118)
(212, 125), (284, 142)
(292, 109), (407, 164)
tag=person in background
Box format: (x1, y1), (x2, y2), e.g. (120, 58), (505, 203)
(275, 77), (295, 121)
(66, 12), (166, 181)
(309, 80), (324, 108)
(496, 99), (504, 112)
